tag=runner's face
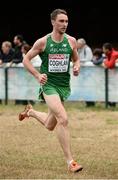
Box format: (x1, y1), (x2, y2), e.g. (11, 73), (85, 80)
(52, 14), (68, 34)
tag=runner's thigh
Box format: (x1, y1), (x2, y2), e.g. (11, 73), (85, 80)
(43, 93), (67, 117)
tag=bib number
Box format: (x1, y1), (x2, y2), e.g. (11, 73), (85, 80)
(48, 54), (70, 72)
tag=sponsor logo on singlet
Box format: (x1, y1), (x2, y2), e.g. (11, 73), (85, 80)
(48, 54), (70, 72)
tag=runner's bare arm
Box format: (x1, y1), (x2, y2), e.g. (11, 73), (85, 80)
(23, 37), (47, 84)
(69, 36), (80, 76)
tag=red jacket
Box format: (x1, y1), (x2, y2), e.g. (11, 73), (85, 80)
(104, 49), (118, 69)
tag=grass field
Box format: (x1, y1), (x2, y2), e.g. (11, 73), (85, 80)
(0, 102), (118, 179)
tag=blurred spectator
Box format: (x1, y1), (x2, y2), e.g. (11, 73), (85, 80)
(77, 38), (95, 107)
(102, 43), (118, 107)
(77, 38), (93, 62)
(0, 41), (14, 66)
(11, 34), (26, 64)
(102, 42), (118, 69)
(21, 43), (31, 55)
(91, 48), (105, 65)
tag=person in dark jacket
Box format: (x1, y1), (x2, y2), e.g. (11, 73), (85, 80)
(91, 48), (105, 65)
(0, 41), (14, 104)
(12, 34), (26, 64)
(0, 41), (14, 65)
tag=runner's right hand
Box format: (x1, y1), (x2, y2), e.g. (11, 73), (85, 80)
(37, 73), (47, 85)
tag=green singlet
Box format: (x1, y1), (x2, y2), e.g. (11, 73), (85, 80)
(39, 33), (73, 101)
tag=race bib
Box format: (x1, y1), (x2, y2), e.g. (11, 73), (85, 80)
(48, 54), (70, 72)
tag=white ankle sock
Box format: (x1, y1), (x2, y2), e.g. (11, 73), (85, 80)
(67, 159), (74, 166)
(27, 110), (31, 117)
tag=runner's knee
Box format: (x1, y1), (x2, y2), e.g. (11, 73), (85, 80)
(57, 114), (68, 127)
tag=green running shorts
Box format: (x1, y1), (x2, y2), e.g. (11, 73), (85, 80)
(39, 83), (71, 101)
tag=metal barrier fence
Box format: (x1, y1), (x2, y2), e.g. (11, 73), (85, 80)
(0, 62), (118, 107)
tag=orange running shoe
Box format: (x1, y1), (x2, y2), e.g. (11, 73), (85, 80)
(19, 104), (33, 121)
(68, 160), (83, 173)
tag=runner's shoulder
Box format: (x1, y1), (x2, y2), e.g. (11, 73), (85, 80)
(65, 34), (77, 48)
(65, 34), (76, 43)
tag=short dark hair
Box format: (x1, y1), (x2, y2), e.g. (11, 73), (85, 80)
(50, 9), (67, 20)
(103, 43), (112, 51)
(15, 34), (24, 42)
(22, 43), (31, 52)
(93, 48), (103, 57)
